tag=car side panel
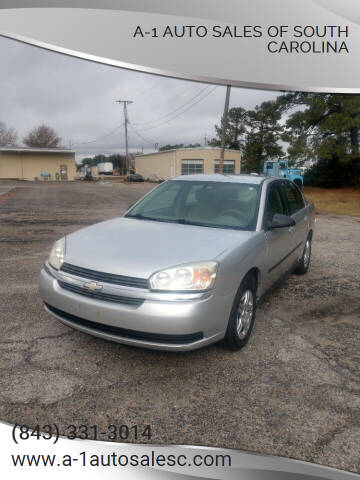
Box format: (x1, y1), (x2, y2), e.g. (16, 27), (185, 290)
(260, 180), (296, 288)
(289, 208), (309, 264)
(281, 181), (313, 267)
(264, 226), (295, 290)
(216, 231), (268, 301)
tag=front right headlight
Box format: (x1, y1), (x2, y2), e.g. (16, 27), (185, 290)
(149, 261), (218, 291)
(48, 237), (66, 270)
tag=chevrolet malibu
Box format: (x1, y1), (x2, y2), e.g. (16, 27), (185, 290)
(39, 174), (315, 351)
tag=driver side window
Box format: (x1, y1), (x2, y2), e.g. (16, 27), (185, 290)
(141, 182), (181, 215)
(265, 183), (286, 223)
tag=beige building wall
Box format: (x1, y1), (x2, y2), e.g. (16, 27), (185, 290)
(135, 148), (241, 180)
(0, 151), (76, 181)
(0, 153), (22, 179)
(135, 150), (177, 179)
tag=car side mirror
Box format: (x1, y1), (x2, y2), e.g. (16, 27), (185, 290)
(266, 213), (295, 229)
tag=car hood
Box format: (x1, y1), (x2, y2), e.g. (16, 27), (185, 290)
(65, 217), (254, 279)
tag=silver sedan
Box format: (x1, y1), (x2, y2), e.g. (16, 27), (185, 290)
(39, 174), (315, 351)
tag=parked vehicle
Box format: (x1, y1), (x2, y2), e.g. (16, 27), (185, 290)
(83, 166), (95, 181)
(264, 160), (303, 186)
(97, 162), (113, 175)
(147, 174), (165, 183)
(125, 173), (145, 182)
(39, 174), (315, 351)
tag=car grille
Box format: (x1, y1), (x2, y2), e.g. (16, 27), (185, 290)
(58, 281), (144, 307)
(45, 303), (204, 345)
(60, 263), (149, 289)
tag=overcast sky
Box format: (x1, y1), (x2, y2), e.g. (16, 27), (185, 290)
(1, 36), (278, 162)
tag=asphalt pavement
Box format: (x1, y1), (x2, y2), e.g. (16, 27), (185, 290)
(0, 180), (359, 473)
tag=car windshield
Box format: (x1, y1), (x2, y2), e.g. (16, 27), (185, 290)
(125, 180), (260, 231)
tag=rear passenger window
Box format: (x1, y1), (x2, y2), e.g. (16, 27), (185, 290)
(281, 182), (304, 215)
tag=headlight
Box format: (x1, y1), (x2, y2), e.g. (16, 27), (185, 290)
(149, 261), (218, 291)
(48, 237), (66, 270)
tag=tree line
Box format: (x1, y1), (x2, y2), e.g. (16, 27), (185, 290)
(2, 93), (359, 187)
(208, 93), (360, 187)
(0, 123), (61, 148)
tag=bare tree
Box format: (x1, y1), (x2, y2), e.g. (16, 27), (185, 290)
(23, 124), (61, 148)
(0, 121), (18, 146)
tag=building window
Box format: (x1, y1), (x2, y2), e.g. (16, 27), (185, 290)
(214, 160), (235, 174)
(181, 159), (204, 175)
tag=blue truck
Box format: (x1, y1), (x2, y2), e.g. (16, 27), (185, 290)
(263, 160), (304, 186)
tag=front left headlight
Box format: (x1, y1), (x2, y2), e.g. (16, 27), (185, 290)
(149, 261), (218, 291)
(48, 237), (66, 270)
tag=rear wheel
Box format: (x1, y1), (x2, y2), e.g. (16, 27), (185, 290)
(293, 236), (311, 275)
(224, 275), (257, 350)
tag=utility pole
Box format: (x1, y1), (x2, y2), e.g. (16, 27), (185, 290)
(116, 100), (133, 177)
(219, 85), (231, 174)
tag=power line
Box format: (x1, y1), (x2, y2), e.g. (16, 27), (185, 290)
(134, 86), (218, 132)
(71, 84), (217, 149)
(72, 122), (124, 146)
(132, 85), (212, 127)
(135, 81), (210, 114)
(128, 121), (158, 148)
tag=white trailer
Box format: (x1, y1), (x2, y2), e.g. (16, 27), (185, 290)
(97, 162), (113, 175)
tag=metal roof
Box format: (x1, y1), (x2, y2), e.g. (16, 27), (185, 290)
(0, 147), (75, 154)
(136, 147), (242, 157)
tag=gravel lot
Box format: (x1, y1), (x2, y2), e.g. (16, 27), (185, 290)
(0, 180), (359, 473)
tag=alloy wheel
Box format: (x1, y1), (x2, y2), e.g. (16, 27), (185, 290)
(236, 289), (254, 339)
(303, 239), (311, 268)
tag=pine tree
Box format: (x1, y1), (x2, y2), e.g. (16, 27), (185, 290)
(208, 107), (247, 150)
(242, 101), (284, 173)
(278, 93), (360, 186)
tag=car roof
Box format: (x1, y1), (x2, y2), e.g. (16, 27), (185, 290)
(171, 174), (268, 185)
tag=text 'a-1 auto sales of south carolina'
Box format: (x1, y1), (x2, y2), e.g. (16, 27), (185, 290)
(133, 24), (350, 53)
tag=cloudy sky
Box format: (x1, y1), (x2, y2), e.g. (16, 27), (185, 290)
(1, 36), (278, 162)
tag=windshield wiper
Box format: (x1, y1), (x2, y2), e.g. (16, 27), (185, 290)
(126, 214), (242, 230)
(174, 218), (221, 229)
(175, 218), (242, 230)
(125, 213), (154, 221)
(126, 213), (178, 223)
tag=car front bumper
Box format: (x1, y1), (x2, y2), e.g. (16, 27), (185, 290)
(39, 265), (232, 351)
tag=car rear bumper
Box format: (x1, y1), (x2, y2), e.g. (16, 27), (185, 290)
(39, 267), (230, 351)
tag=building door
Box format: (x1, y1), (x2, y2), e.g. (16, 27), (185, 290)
(60, 165), (68, 180)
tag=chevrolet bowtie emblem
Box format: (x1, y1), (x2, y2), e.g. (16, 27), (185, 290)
(83, 281), (103, 292)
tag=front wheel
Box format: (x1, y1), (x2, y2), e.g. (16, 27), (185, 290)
(293, 237), (311, 275)
(224, 275), (257, 350)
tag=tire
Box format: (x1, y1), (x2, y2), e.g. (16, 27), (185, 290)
(224, 274), (257, 350)
(293, 236), (311, 275)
